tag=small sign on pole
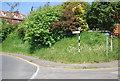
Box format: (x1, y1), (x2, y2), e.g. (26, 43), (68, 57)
(72, 31), (80, 34)
(105, 33), (110, 36)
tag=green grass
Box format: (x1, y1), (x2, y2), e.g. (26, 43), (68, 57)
(1, 31), (120, 64)
(57, 66), (99, 69)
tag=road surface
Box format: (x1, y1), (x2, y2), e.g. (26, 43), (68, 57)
(2, 55), (37, 79)
(1, 54), (119, 79)
(33, 66), (119, 79)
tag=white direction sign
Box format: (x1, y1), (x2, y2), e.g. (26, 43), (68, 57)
(72, 31), (80, 34)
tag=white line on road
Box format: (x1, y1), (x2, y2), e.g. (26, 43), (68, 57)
(11, 55), (40, 79)
(10, 55), (40, 79)
(30, 65), (39, 79)
(111, 71), (118, 74)
(1, 54), (40, 79)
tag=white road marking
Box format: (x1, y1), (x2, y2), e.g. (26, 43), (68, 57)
(1, 54), (40, 79)
(30, 65), (39, 79)
(111, 71), (118, 74)
(10, 55), (40, 79)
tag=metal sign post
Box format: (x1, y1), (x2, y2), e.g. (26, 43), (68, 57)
(72, 27), (81, 53)
(78, 31), (80, 53)
(106, 36), (109, 56)
(105, 33), (110, 56)
(110, 35), (113, 51)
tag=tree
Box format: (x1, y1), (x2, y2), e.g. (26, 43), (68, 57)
(0, 18), (11, 41)
(18, 6), (62, 47)
(72, 4), (89, 31)
(50, 4), (89, 38)
(44, 2), (50, 7)
(61, 1), (90, 11)
(111, 2), (120, 23)
(86, 2), (119, 31)
(50, 6), (79, 37)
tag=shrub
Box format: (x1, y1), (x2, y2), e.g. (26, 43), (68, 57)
(18, 6), (62, 47)
(72, 4), (89, 31)
(50, 4), (89, 38)
(1, 21), (20, 42)
(86, 2), (120, 31)
(0, 23), (11, 42)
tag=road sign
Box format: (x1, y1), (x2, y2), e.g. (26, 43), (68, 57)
(105, 33), (110, 36)
(72, 31), (80, 34)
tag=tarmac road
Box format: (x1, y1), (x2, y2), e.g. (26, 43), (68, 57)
(34, 66), (119, 79)
(1, 54), (119, 79)
(1, 55), (37, 79)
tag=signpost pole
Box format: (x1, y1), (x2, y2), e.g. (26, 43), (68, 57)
(111, 35), (113, 51)
(78, 31), (80, 53)
(105, 33), (109, 56)
(78, 27), (81, 53)
(106, 35), (109, 56)
(72, 27), (81, 53)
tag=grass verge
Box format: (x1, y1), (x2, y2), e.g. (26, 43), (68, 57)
(1, 31), (119, 64)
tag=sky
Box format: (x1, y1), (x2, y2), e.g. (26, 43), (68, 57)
(2, 2), (64, 15)
(1, 0), (94, 16)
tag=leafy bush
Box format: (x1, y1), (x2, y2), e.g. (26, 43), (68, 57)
(50, 4), (89, 38)
(0, 18), (11, 42)
(0, 19), (2, 42)
(0, 19), (20, 42)
(86, 2), (120, 31)
(18, 6), (62, 47)
(18, 4), (89, 47)
(1, 24), (11, 41)
(50, 6), (79, 37)
(72, 4), (89, 31)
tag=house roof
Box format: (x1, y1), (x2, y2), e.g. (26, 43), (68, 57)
(0, 10), (26, 20)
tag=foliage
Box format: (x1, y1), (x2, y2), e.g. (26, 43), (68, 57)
(18, 2), (90, 47)
(0, 19), (11, 42)
(61, 1), (90, 11)
(50, 6), (79, 37)
(0, 19), (20, 42)
(18, 6), (62, 47)
(61, 1), (91, 18)
(72, 4), (89, 31)
(2, 31), (119, 63)
(111, 2), (120, 23)
(0, 2), (20, 42)
(50, 4), (89, 38)
(86, 2), (120, 31)
(0, 19), (2, 42)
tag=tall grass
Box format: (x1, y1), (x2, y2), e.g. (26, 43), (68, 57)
(1, 31), (119, 64)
